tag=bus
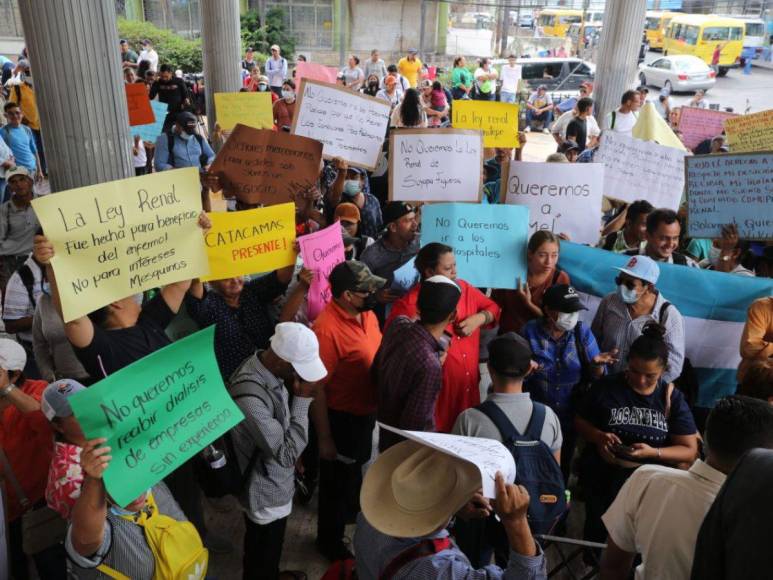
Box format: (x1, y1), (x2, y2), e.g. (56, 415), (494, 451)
(645, 11), (680, 50)
(537, 9), (583, 37)
(584, 10), (604, 24)
(665, 14), (744, 76)
(717, 15), (766, 59)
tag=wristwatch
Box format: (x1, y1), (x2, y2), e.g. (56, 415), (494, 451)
(0, 384), (15, 398)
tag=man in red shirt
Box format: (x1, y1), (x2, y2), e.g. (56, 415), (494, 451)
(312, 260), (385, 560)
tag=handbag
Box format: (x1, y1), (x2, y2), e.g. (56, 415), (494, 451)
(0, 448), (67, 555)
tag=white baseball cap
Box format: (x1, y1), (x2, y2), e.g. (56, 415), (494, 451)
(0, 339), (26, 371)
(270, 323), (327, 383)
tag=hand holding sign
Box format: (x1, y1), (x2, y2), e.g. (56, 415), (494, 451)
(80, 438), (112, 480)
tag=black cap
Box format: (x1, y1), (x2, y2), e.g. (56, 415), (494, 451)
(558, 140), (579, 154)
(488, 333), (532, 378)
(543, 284), (587, 313)
(382, 202), (415, 227)
(176, 111), (197, 127)
(417, 275), (461, 319)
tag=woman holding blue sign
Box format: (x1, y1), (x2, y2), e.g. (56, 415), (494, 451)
(385, 242), (500, 432)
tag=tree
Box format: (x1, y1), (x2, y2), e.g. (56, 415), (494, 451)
(117, 17), (203, 72)
(240, 7), (296, 61)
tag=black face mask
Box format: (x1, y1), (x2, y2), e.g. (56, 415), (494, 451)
(356, 293), (379, 312)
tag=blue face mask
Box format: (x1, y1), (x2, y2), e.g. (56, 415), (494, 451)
(110, 505), (137, 517)
(617, 284), (639, 304)
(343, 180), (361, 196)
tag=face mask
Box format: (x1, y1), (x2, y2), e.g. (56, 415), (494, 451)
(356, 293), (378, 312)
(709, 245), (721, 267)
(179, 129), (193, 140)
(617, 284), (639, 304)
(555, 311), (579, 332)
(110, 505), (137, 517)
(282, 90), (295, 102)
(369, 81), (378, 88)
(258, 83), (268, 92)
(343, 180), (361, 196)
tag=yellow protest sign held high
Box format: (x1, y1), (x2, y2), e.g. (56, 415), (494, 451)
(203, 204), (296, 281)
(724, 109), (773, 153)
(452, 100), (519, 148)
(214, 92), (274, 131)
(632, 102), (686, 151)
(31, 168), (209, 323)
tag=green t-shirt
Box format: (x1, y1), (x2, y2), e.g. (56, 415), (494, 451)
(451, 67), (473, 89)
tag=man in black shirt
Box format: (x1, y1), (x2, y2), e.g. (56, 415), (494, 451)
(565, 97), (593, 152)
(149, 64), (190, 132)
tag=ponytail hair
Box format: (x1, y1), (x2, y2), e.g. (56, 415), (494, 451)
(628, 321), (669, 368)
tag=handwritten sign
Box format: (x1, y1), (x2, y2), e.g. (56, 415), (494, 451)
(678, 107), (738, 150)
(390, 257), (419, 295)
(68, 326), (244, 507)
(504, 161), (604, 245)
(203, 204), (296, 281)
(209, 124), (322, 206)
(132, 100), (169, 143)
(594, 131), (685, 210)
(295, 61), (339, 84)
(291, 79), (391, 170)
(421, 203), (528, 290)
(32, 168), (208, 322)
(379, 423), (515, 498)
(724, 109), (773, 153)
(126, 83), (155, 126)
(388, 129), (483, 202)
(452, 100), (519, 148)
(299, 223), (345, 320)
(214, 92), (274, 131)
(686, 152), (773, 240)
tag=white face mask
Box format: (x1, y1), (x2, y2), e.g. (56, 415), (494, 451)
(282, 90), (295, 102)
(709, 245), (721, 267)
(618, 284), (640, 304)
(555, 311), (579, 332)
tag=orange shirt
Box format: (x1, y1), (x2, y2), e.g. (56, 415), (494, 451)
(386, 279), (501, 432)
(314, 300), (382, 416)
(0, 379), (53, 521)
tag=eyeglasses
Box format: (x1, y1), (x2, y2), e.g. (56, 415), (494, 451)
(614, 275), (638, 290)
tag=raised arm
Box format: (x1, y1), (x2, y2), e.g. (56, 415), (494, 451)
(70, 439), (111, 557)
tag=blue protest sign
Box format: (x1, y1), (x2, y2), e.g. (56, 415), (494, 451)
(421, 203), (528, 289)
(686, 152), (773, 240)
(132, 100), (168, 142)
(390, 257), (419, 295)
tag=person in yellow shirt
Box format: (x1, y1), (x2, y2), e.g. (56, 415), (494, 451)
(397, 48), (423, 88)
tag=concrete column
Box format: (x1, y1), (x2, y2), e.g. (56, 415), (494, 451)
(200, 0), (242, 134)
(593, 0), (647, 126)
(17, 0), (133, 193)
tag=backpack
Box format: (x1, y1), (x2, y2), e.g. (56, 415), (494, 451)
(16, 264), (37, 308)
(165, 130), (208, 169)
(671, 252), (688, 266)
(658, 301), (699, 407)
(476, 400), (566, 535)
(320, 537), (451, 580)
(97, 492), (208, 580)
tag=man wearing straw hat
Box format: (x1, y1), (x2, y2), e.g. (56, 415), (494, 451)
(354, 440), (546, 578)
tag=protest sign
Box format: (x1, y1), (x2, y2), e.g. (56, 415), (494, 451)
(291, 79), (391, 170)
(723, 109), (773, 153)
(686, 152), (773, 240)
(125, 83), (155, 126)
(504, 161), (604, 245)
(68, 326), (244, 507)
(209, 124), (323, 206)
(32, 168), (209, 322)
(678, 107), (737, 150)
(214, 92), (274, 131)
(388, 129), (483, 202)
(452, 100), (519, 148)
(299, 223), (345, 320)
(390, 257), (419, 295)
(421, 203), (528, 290)
(203, 203), (296, 281)
(132, 100), (169, 143)
(632, 102), (686, 151)
(295, 61), (339, 84)
(594, 131), (685, 210)
(378, 423), (516, 498)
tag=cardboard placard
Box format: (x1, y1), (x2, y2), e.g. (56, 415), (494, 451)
(126, 83), (155, 126)
(723, 109), (773, 153)
(214, 92), (274, 131)
(451, 100), (519, 148)
(678, 107), (738, 150)
(298, 223), (346, 320)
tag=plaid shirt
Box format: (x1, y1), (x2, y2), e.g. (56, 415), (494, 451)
(353, 512), (547, 580)
(375, 316), (443, 451)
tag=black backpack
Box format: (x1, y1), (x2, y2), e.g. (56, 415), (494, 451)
(16, 264), (38, 308)
(476, 400), (567, 535)
(165, 130), (209, 169)
(658, 301), (699, 408)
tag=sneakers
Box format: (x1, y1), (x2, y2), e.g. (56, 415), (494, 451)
(524, 126), (531, 132)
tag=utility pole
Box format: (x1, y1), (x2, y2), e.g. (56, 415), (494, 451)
(499, 5), (510, 57)
(339, 0), (346, 67)
(419, 0), (427, 59)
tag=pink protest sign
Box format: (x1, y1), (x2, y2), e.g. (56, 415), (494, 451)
(678, 107), (737, 150)
(299, 223), (345, 320)
(295, 61), (339, 85)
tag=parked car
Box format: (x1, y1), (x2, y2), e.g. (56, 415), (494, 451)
(638, 54), (717, 93)
(517, 13), (534, 28)
(491, 56), (595, 102)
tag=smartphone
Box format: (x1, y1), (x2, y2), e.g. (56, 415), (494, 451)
(611, 444), (636, 456)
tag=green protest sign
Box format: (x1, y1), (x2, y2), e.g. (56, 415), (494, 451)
(69, 325), (244, 507)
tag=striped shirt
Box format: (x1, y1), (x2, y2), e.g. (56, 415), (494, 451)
(591, 291), (685, 383)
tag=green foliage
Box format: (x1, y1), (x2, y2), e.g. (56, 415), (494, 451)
(240, 7), (295, 61)
(117, 17), (203, 72)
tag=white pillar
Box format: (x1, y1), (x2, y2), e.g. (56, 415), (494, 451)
(17, 0), (133, 192)
(200, 0), (242, 134)
(593, 0), (647, 125)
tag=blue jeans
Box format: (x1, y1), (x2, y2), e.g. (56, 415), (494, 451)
(526, 108), (553, 128)
(499, 91), (516, 103)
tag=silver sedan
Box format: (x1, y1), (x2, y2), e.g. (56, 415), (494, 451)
(638, 55), (717, 93)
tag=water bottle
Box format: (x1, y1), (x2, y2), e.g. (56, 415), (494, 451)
(203, 445), (226, 469)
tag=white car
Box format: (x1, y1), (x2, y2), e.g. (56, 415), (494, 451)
(638, 55), (716, 93)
